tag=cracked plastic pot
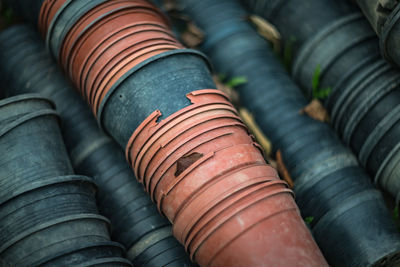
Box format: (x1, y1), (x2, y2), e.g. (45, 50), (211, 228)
(183, 0), (400, 266)
(98, 49), (215, 147)
(125, 89), (327, 266)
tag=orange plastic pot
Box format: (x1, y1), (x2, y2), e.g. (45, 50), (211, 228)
(63, 8), (169, 78)
(159, 143), (268, 219)
(143, 119), (250, 196)
(60, 0), (167, 64)
(184, 180), (292, 253)
(173, 171), (282, 243)
(89, 40), (178, 105)
(93, 45), (181, 114)
(124, 89), (327, 266)
(79, 25), (175, 102)
(65, 7), (169, 81)
(149, 125), (255, 201)
(132, 104), (240, 182)
(194, 196), (327, 267)
(126, 89), (233, 171)
(82, 25), (176, 90)
(81, 28), (178, 100)
(39, 0), (66, 37)
(145, 117), (253, 199)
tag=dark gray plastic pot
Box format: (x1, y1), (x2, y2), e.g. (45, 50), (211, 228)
(98, 49), (215, 147)
(0, 175), (98, 246)
(313, 190), (400, 267)
(0, 214), (111, 266)
(0, 95), (75, 205)
(33, 241), (130, 267)
(355, 0), (400, 67)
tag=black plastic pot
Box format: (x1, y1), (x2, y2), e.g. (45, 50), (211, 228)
(313, 190), (400, 267)
(98, 49), (215, 147)
(0, 175), (98, 246)
(33, 241), (129, 267)
(133, 236), (193, 267)
(243, 0), (357, 55)
(0, 95), (75, 205)
(255, 0), (400, 201)
(178, 0), (400, 265)
(355, 0), (400, 67)
(0, 214), (112, 266)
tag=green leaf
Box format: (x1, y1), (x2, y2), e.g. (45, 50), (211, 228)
(312, 64), (321, 91)
(305, 216), (314, 225)
(314, 87), (331, 100)
(311, 64), (331, 100)
(226, 76), (248, 88)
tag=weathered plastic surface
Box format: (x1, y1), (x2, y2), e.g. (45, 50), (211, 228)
(181, 0), (400, 266)
(125, 89), (327, 266)
(249, 0), (400, 203)
(0, 24), (195, 267)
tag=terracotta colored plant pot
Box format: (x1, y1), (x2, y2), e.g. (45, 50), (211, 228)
(159, 143), (268, 219)
(93, 45), (182, 114)
(39, 0), (67, 37)
(85, 36), (179, 104)
(65, 9), (170, 80)
(185, 182), (293, 255)
(173, 177), (285, 243)
(197, 207), (325, 267)
(143, 118), (250, 196)
(65, 7), (170, 80)
(139, 114), (252, 197)
(83, 26), (178, 94)
(81, 27), (178, 100)
(60, 0), (167, 65)
(126, 89), (232, 179)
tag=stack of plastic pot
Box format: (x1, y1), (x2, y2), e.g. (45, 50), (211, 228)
(6, 0), (330, 266)
(176, 0), (400, 266)
(245, 0), (400, 203)
(0, 24), (195, 267)
(0, 93), (131, 266)
(354, 0), (400, 67)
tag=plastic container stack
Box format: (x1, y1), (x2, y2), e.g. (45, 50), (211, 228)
(0, 94), (130, 266)
(176, 0), (400, 266)
(2, 0), (328, 266)
(245, 0), (400, 203)
(0, 24), (195, 267)
(354, 0), (400, 67)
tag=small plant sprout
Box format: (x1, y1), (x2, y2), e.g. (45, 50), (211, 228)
(226, 76), (248, 88)
(304, 216), (314, 225)
(312, 64), (331, 100)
